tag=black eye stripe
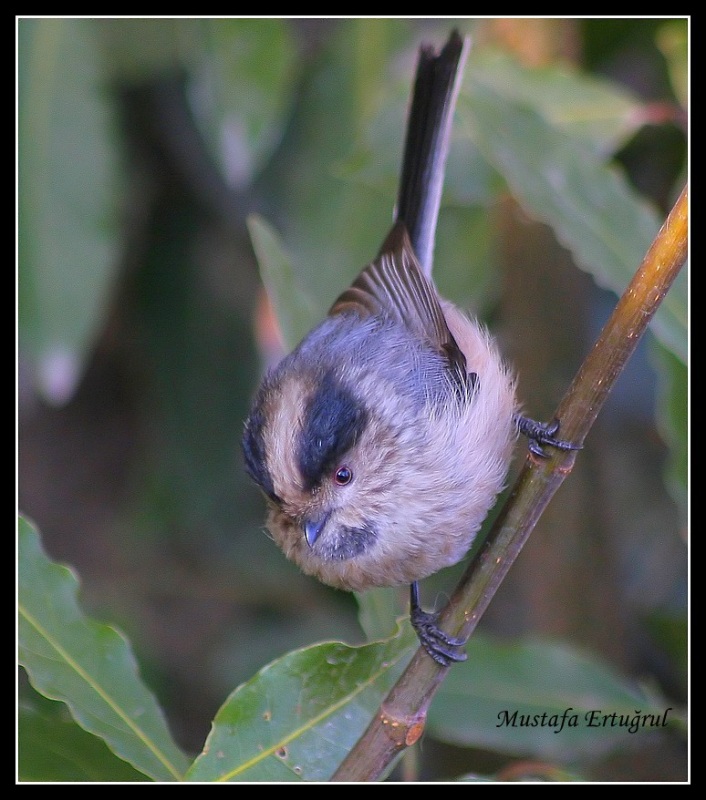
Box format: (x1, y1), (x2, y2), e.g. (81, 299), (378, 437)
(297, 372), (367, 491)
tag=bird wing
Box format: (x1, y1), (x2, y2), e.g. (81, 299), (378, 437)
(330, 221), (469, 390)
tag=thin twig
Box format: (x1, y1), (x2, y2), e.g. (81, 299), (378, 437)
(331, 184), (688, 782)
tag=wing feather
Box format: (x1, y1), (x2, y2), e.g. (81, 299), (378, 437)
(330, 222), (469, 392)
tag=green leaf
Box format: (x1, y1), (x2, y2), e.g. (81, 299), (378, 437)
(186, 622), (416, 781)
(18, 691), (148, 782)
(466, 48), (646, 155)
(17, 516), (189, 782)
(337, 70), (501, 209)
(460, 86), (687, 363)
(428, 633), (680, 760)
(247, 214), (319, 348)
(656, 19), (688, 108)
(18, 19), (120, 404)
(356, 587), (403, 642)
(642, 610), (687, 693)
(194, 19), (298, 187)
(101, 18), (299, 188)
(96, 18), (205, 82)
(259, 22), (407, 317)
(652, 341), (688, 517)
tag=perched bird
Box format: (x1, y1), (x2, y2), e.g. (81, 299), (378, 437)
(243, 30), (576, 665)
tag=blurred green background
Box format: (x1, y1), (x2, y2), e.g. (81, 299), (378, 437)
(18, 18), (687, 781)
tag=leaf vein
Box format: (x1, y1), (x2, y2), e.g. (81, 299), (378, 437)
(18, 601), (184, 781)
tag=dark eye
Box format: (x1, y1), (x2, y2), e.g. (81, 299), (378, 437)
(334, 466), (353, 486)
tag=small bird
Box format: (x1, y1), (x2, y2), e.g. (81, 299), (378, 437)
(243, 30), (576, 666)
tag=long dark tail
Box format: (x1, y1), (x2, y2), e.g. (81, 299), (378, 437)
(391, 29), (470, 278)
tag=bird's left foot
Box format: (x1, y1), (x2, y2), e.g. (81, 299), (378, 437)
(515, 415), (582, 458)
(409, 582), (467, 667)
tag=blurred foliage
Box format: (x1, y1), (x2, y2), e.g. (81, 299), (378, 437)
(17, 17), (687, 782)
(18, 19), (119, 403)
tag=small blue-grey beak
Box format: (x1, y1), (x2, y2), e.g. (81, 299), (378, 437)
(304, 513), (329, 547)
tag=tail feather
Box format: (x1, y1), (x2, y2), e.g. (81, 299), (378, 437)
(392, 30), (470, 278)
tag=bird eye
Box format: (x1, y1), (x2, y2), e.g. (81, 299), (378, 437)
(334, 466), (353, 486)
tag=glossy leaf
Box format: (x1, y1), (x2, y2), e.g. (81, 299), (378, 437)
(186, 623), (416, 781)
(466, 48), (645, 155)
(459, 85), (687, 362)
(18, 516), (189, 782)
(428, 633), (679, 760)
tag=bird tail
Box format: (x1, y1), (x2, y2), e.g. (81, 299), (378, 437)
(388, 29), (470, 278)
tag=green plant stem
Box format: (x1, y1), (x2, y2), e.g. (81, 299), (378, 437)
(331, 184), (688, 782)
